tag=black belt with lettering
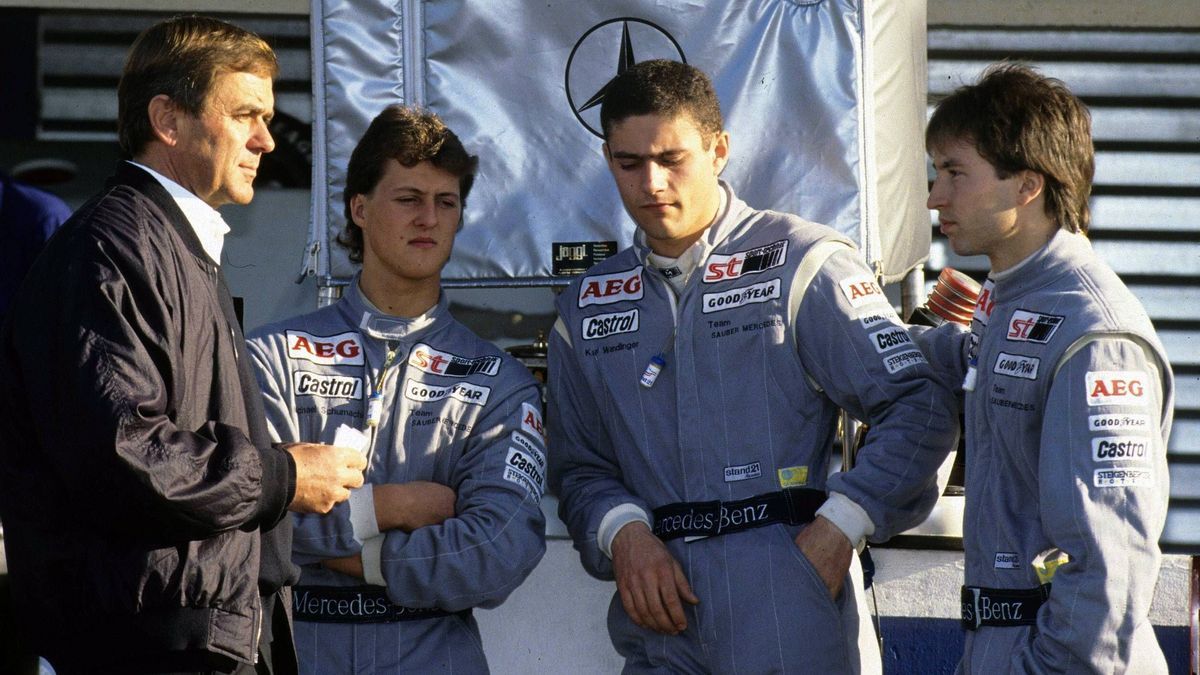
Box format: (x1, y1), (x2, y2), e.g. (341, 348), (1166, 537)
(651, 488), (826, 541)
(293, 585), (467, 624)
(960, 584), (1050, 630)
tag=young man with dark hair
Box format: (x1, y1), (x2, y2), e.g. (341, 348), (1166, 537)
(920, 63), (1173, 672)
(550, 59), (957, 673)
(247, 105), (546, 674)
(0, 15), (367, 673)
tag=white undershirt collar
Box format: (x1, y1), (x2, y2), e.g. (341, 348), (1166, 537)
(129, 161), (230, 265)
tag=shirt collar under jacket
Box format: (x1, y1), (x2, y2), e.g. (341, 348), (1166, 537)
(341, 274), (447, 342)
(991, 228), (1092, 301)
(128, 160), (230, 265)
(636, 180), (737, 293)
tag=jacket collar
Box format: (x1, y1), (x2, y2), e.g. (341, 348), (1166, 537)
(110, 161), (214, 267)
(339, 275), (448, 342)
(991, 228), (1092, 301)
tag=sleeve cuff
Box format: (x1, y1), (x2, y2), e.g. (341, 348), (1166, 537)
(597, 503), (651, 559)
(817, 491), (875, 553)
(349, 484), (380, 542)
(256, 445), (295, 527)
(361, 536), (386, 586)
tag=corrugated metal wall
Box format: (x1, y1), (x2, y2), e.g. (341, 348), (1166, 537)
(928, 27), (1200, 552)
(36, 12), (311, 140)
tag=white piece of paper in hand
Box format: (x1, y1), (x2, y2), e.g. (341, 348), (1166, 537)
(333, 424), (370, 454)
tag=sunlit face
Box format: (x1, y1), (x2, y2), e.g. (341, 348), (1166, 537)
(352, 159), (462, 289)
(604, 113), (728, 257)
(171, 70), (275, 208)
(927, 138), (1025, 263)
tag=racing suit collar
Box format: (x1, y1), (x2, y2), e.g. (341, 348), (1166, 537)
(341, 275), (447, 341)
(634, 180), (750, 286)
(992, 228), (1092, 301)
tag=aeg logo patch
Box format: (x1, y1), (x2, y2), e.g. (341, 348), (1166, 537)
(973, 279), (996, 326)
(1086, 371), (1148, 407)
(403, 379), (490, 406)
(1006, 310), (1064, 344)
(993, 352), (1039, 380)
(409, 343), (500, 378)
(578, 266), (643, 307)
(702, 240), (788, 283)
(285, 330), (364, 366)
(870, 326), (913, 353)
(701, 278), (781, 314)
(582, 309), (639, 340)
(839, 274), (888, 309)
(521, 402), (545, 440)
(292, 371), (363, 400)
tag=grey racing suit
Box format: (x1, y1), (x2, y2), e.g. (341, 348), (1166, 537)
(549, 183), (958, 674)
(247, 280), (547, 674)
(915, 229), (1173, 674)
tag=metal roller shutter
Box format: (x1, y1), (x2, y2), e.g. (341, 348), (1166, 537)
(928, 26), (1200, 552)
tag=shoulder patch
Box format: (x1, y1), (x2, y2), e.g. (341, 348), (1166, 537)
(1094, 467), (1152, 488)
(702, 240), (788, 283)
(882, 349), (927, 374)
(520, 401), (545, 440)
(838, 274), (888, 310)
(870, 326), (914, 353)
(578, 266), (643, 307)
(1086, 371), (1149, 407)
(1091, 436), (1150, 462)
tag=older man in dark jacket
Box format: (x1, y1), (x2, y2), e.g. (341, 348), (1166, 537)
(0, 16), (366, 674)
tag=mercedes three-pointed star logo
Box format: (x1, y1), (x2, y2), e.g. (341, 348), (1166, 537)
(565, 17), (686, 138)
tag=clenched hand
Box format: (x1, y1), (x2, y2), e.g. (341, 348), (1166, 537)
(284, 442), (367, 513)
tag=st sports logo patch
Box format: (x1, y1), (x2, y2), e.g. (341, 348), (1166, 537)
(701, 278), (781, 314)
(409, 343), (500, 378)
(285, 330), (364, 366)
(578, 266), (643, 307)
(702, 240), (788, 283)
(292, 371), (363, 400)
(582, 309), (639, 340)
(403, 379), (490, 406)
(1086, 371), (1149, 407)
(1006, 309), (1064, 344)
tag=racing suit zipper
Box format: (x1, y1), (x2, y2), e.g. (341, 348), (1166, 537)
(641, 276), (679, 388)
